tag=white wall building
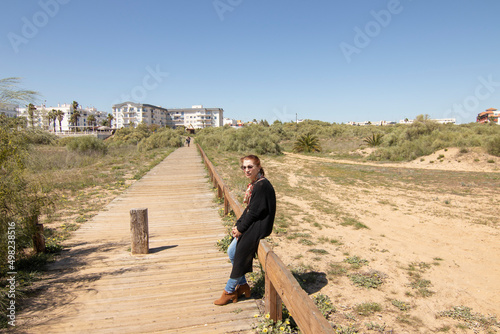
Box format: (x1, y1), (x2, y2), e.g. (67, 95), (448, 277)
(399, 118), (456, 124)
(17, 103), (108, 132)
(112, 102), (224, 129)
(0, 103), (18, 118)
(223, 118), (237, 126)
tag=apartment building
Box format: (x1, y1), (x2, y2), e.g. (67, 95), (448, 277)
(476, 108), (499, 124)
(17, 103), (107, 131)
(0, 103), (18, 118)
(112, 102), (223, 129)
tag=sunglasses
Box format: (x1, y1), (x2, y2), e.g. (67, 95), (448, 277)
(240, 165), (254, 170)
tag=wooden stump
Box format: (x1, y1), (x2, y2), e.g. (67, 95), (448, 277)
(130, 208), (149, 254)
(33, 223), (46, 253)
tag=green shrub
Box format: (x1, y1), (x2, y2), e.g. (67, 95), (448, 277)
(24, 129), (58, 145)
(137, 128), (182, 151)
(485, 135), (500, 157)
(107, 123), (152, 145)
(0, 117), (52, 270)
(196, 125), (282, 155)
(293, 133), (321, 153)
(363, 133), (384, 147)
(65, 136), (108, 155)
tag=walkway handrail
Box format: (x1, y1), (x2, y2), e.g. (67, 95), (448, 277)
(197, 144), (334, 334)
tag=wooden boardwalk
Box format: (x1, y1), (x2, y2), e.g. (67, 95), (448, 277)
(17, 146), (259, 333)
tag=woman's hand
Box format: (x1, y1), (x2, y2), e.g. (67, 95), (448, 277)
(232, 226), (242, 239)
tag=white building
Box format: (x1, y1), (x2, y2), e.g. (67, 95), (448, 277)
(399, 118), (456, 124)
(223, 118), (237, 126)
(17, 103), (108, 132)
(0, 103), (18, 118)
(112, 102), (224, 129)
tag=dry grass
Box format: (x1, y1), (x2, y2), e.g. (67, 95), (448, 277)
(205, 147), (500, 333)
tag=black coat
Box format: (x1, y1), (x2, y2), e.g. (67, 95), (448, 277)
(231, 178), (276, 278)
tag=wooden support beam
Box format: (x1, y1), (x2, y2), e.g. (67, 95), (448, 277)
(130, 208), (149, 254)
(265, 270), (283, 321)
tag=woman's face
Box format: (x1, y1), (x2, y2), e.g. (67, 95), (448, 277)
(241, 159), (259, 181)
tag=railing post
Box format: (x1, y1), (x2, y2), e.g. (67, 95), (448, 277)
(223, 186), (230, 216)
(217, 185), (223, 199)
(265, 270), (283, 321)
(130, 208), (149, 254)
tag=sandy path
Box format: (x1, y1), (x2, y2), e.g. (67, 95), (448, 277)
(268, 150), (500, 333)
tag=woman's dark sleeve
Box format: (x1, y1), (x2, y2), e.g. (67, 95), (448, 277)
(236, 182), (269, 233)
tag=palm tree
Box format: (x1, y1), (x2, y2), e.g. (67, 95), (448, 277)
(49, 109), (57, 132)
(71, 101), (80, 132)
(87, 114), (96, 131)
(107, 113), (114, 128)
(293, 133), (321, 153)
(55, 109), (64, 132)
(363, 133), (384, 147)
(26, 103), (37, 128)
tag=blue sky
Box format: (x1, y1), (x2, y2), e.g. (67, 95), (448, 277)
(1, 0), (499, 124)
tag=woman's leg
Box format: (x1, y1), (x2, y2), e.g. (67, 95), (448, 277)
(225, 238), (247, 291)
(227, 237), (237, 264)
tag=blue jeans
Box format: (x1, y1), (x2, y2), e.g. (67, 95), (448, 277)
(224, 237), (247, 293)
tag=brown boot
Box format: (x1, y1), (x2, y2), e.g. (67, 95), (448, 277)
(214, 290), (238, 306)
(236, 283), (251, 298)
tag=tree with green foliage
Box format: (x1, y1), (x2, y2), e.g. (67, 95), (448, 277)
(55, 109), (64, 132)
(87, 114), (96, 130)
(27, 103), (37, 128)
(363, 133), (384, 147)
(70, 101), (80, 132)
(0, 77), (39, 108)
(48, 109), (57, 132)
(293, 133), (321, 153)
(107, 113), (114, 128)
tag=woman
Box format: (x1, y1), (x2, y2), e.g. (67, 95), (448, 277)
(214, 155), (276, 305)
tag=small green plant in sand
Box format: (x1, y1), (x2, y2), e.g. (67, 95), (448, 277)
(216, 234), (232, 253)
(344, 256), (369, 269)
(341, 217), (369, 229)
(348, 271), (384, 289)
(308, 248), (328, 255)
(438, 306), (500, 332)
(327, 263), (348, 277)
(354, 302), (382, 316)
(365, 321), (386, 332)
(253, 313), (295, 334)
(391, 299), (411, 312)
(313, 293), (336, 317)
(406, 261), (435, 297)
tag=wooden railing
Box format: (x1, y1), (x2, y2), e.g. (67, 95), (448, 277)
(197, 144), (334, 334)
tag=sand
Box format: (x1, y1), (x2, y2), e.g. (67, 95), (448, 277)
(265, 148), (500, 333)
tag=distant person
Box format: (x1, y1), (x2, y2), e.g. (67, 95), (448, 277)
(185, 136), (191, 147)
(214, 155), (276, 305)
